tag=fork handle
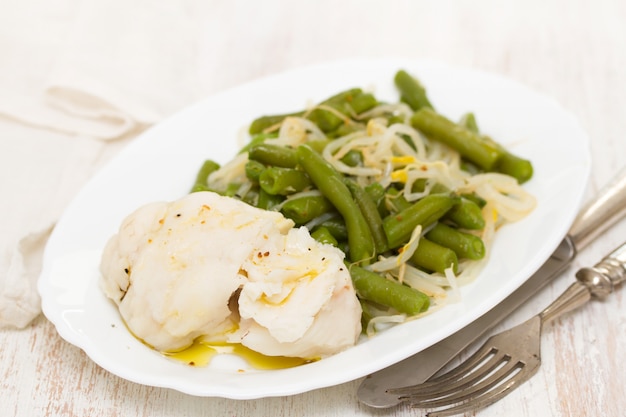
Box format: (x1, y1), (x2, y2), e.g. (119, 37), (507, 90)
(539, 241), (626, 324)
(576, 241), (626, 298)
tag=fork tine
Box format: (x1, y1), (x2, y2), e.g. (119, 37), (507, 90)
(407, 359), (523, 408)
(398, 350), (508, 399)
(423, 361), (542, 417)
(387, 317), (545, 415)
(426, 347), (499, 385)
(388, 338), (501, 396)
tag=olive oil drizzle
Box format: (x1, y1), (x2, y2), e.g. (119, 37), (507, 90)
(162, 339), (316, 370)
(119, 318), (315, 370)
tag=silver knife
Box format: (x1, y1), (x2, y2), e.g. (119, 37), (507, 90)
(357, 166), (626, 408)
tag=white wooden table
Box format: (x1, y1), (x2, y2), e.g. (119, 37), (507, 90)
(2, 1), (626, 416)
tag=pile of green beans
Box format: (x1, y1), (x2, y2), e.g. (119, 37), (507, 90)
(189, 69), (534, 326)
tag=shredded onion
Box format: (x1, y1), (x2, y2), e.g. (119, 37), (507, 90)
(274, 117), (326, 146)
(366, 314), (407, 337)
(459, 173), (536, 222)
(444, 267), (461, 303)
(206, 153), (248, 193)
(272, 189), (323, 212)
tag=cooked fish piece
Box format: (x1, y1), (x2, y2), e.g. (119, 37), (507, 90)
(236, 226), (362, 358)
(100, 191), (361, 358)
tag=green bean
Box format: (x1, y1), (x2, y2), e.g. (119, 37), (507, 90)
(394, 70), (434, 111)
(385, 187), (412, 213)
(224, 182), (242, 197)
(400, 132), (418, 151)
(319, 217), (348, 241)
(296, 144), (375, 263)
(425, 222), (485, 260)
(460, 112), (533, 183)
(249, 112), (303, 135)
(410, 238), (459, 274)
(190, 160), (220, 192)
(305, 139), (332, 153)
(387, 114), (407, 125)
(493, 146), (534, 184)
(412, 180), (486, 230)
(459, 112), (480, 134)
(365, 182), (386, 206)
(312, 89), (377, 132)
(350, 265), (430, 315)
(359, 299), (375, 332)
(382, 194), (457, 249)
(244, 160), (265, 183)
(445, 197), (485, 230)
(248, 143), (298, 168)
(350, 91), (379, 113)
(327, 121), (366, 139)
(328, 88), (375, 111)
(365, 183), (388, 217)
(408, 178), (430, 193)
(309, 89), (377, 132)
(307, 88), (365, 132)
(461, 192), (487, 208)
(257, 188), (284, 210)
(259, 167), (312, 196)
(345, 180), (388, 254)
(249, 89), (378, 136)
(409, 180), (452, 197)
(323, 88), (363, 104)
(405, 180), (485, 229)
(238, 132), (278, 154)
(310, 226), (339, 247)
(337, 241), (350, 256)
(340, 149), (364, 167)
(411, 108), (502, 171)
(280, 195), (335, 225)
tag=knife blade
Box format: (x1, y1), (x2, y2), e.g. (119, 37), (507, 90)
(357, 166), (626, 408)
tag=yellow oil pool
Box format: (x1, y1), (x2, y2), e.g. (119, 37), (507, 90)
(163, 339), (314, 370)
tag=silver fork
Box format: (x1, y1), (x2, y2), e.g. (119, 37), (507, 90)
(387, 240), (626, 417)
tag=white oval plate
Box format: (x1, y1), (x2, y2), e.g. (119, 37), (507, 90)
(38, 58), (591, 399)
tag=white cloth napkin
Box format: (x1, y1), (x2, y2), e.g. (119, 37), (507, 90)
(0, 0), (207, 328)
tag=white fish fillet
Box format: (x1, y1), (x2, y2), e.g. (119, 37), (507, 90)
(100, 191), (362, 358)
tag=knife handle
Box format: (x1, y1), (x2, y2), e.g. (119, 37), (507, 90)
(576, 241), (626, 298)
(569, 166), (626, 249)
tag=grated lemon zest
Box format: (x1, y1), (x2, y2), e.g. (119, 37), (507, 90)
(391, 169), (408, 183)
(390, 156), (416, 165)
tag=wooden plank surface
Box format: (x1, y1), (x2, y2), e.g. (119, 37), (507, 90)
(2, 1), (626, 416)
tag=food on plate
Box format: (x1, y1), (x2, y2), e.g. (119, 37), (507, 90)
(191, 69), (536, 335)
(100, 69), (536, 364)
(100, 191), (362, 358)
